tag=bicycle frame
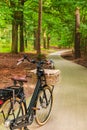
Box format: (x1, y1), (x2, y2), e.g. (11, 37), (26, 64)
(10, 68), (47, 129)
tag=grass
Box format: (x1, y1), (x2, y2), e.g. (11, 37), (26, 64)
(0, 41), (11, 52)
(0, 41), (59, 55)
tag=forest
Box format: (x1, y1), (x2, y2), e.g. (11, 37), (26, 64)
(0, 0), (87, 59)
(0, 1), (87, 130)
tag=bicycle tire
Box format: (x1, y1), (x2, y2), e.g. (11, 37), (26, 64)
(35, 86), (53, 126)
(1, 97), (25, 130)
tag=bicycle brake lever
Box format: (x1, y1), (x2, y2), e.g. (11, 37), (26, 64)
(17, 60), (23, 65)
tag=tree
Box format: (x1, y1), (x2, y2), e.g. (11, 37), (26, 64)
(75, 7), (81, 58)
(37, 0), (42, 55)
(10, 0), (26, 53)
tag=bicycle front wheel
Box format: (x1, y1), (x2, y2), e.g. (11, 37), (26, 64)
(1, 97), (25, 130)
(35, 86), (53, 126)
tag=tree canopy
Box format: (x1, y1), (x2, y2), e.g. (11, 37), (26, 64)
(0, 0), (87, 57)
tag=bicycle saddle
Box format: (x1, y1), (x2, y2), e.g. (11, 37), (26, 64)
(11, 76), (27, 82)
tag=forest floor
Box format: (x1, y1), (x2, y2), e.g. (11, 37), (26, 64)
(0, 52), (51, 97)
(0, 53), (45, 96)
(0, 49), (87, 96)
(61, 50), (87, 68)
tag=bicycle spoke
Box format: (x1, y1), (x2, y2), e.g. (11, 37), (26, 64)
(35, 86), (53, 125)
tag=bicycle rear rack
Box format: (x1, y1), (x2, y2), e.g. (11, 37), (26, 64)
(0, 86), (23, 109)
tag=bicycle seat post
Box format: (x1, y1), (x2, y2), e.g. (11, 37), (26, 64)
(18, 81), (24, 87)
(13, 80), (17, 86)
(12, 89), (15, 110)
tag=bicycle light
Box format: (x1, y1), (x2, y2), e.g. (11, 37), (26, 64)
(0, 99), (3, 105)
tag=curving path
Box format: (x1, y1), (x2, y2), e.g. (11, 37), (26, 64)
(30, 50), (87, 130)
(0, 50), (87, 130)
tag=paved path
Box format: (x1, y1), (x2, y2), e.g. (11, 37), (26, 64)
(30, 50), (87, 130)
(0, 50), (87, 130)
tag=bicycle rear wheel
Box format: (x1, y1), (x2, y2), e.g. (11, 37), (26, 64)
(1, 97), (25, 130)
(35, 86), (53, 125)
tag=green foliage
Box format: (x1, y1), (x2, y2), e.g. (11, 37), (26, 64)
(0, 0), (87, 52)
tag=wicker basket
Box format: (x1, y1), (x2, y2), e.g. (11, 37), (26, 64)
(26, 69), (60, 86)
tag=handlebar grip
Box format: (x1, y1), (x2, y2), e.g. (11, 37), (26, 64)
(17, 60), (23, 65)
(17, 57), (24, 62)
(17, 55), (30, 65)
(17, 57), (24, 65)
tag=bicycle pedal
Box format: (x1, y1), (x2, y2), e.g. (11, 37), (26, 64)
(32, 107), (40, 110)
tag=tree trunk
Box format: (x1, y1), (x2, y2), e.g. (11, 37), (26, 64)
(37, 0), (42, 55)
(74, 7), (81, 59)
(10, 1), (18, 53)
(47, 34), (50, 49)
(33, 29), (37, 50)
(20, 11), (24, 52)
(11, 19), (18, 53)
(19, 0), (24, 52)
(24, 29), (28, 48)
(10, 0), (25, 53)
(43, 31), (46, 49)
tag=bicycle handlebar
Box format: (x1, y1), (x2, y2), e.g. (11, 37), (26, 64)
(17, 55), (54, 69)
(17, 55), (30, 65)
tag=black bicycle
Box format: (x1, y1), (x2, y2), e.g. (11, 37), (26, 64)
(0, 55), (54, 130)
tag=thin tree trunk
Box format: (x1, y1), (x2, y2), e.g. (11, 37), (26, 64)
(47, 34), (50, 49)
(20, 11), (24, 52)
(33, 29), (37, 50)
(11, 20), (18, 53)
(19, 0), (25, 52)
(74, 7), (81, 58)
(37, 0), (42, 55)
(43, 31), (46, 49)
(24, 29), (28, 48)
(10, 1), (18, 53)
